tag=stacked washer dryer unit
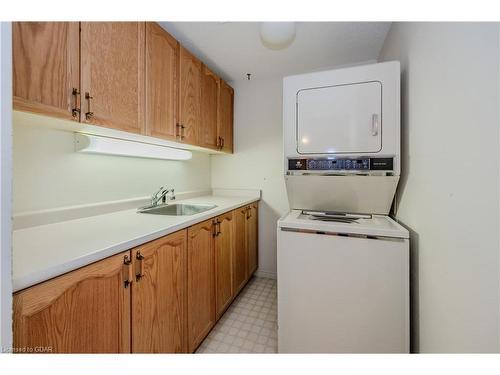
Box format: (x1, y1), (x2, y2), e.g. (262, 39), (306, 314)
(277, 61), (410, 353)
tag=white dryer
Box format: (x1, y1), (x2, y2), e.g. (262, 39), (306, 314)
(283, 61), (400, 215)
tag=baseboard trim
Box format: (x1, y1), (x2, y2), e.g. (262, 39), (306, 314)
(254, 270), (277, 280)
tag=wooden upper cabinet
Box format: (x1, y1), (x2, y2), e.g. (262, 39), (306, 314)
(145, 22), (179, 141)
(13, 251), (131, 353)
(131, 230), (188, 353)
(13, 22), (80, 121)
(178, 46), (202, 145)
(218, 80), (234, 153)
(215, 211), (234, 319)
(13, 22), (234, 154)
(187, 219), (215, 352)
(247, 203), (258, 276)
(200, 65), (220, 150)
(233, 207), (248, 295)
(80, 22), (145, 133)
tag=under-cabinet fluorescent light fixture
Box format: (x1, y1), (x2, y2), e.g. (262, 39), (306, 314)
(75, 133), (192, 161)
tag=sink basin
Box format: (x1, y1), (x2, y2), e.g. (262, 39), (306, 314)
(138, 203), (217, 216)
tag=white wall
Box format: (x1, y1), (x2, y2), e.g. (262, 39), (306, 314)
(379, 22), (500, 353)
(0, 22), (13, 352)
(211, 78), (289, 278)
(13, 118), (212, 214)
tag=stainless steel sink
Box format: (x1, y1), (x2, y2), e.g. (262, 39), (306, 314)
(138, 203), (217, 216)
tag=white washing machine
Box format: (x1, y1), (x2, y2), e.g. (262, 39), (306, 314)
(277, 210), (409, 353)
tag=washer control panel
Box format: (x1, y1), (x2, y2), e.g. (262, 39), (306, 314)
(288, 157), (393, 171)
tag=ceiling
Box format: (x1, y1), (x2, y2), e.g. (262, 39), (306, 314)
(160, 22), (392, 82)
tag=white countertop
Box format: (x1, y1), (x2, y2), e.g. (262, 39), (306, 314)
(13, 192), (260, 292)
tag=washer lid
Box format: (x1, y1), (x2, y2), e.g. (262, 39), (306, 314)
(278, 210), (409, 239)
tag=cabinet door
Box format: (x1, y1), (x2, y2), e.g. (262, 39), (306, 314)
(80, 22), (145, 133)
(13, 22), (80, 121)
(13, 251), (131, 353)
(215, 211), (234, 319)
(233, 207), (248, 295)
(218, 80), (234, 153)
(200, 65), (220, 150)
(145, 22), (179, 141)
(178, 46), (201, 145)
(247, 203), (258, 277)
(131, 231), (187, 353)
(187, 219), (215, 352)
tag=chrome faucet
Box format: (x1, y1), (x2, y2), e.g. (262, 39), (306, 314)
(150, 186), (175, 207)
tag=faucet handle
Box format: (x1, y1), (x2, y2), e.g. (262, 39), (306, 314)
(152, 186), (163, 198)
(151, 186), (170, 205)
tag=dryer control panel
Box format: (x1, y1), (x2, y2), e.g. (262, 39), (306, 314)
(283, 62), (401, 176)
(288, 157), (393, 171)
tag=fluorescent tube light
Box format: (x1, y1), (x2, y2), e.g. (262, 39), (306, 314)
(75, 133), (192, 161)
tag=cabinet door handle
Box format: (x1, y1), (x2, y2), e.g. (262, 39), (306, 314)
(176, 123), (181, 139)
(216, 136), (221, 148)
(123, 255), (132, 288)
(221, 137), (225, 149)
(85, 92), (94, 121)
(71, 88), (81, 119)
(212, 219), (218, 237)
(135, 251), (144, 281)
(176, 123), (185, 140)
(217, 219), (222, 236)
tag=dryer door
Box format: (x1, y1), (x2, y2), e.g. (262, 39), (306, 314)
(296, 81), (382, 154)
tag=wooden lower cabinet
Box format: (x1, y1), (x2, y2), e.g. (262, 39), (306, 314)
(215, 211), (234, 319)
(247, 203), (258, 276)
(233, 207), (248, 294)
(13, 251), (132, 353)
(187, 219), (216, 352)
(233, 203), (259, 295)
(13, 203), (258, 353)
(131, 230), (188, 353)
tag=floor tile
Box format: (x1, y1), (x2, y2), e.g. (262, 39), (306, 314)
(196, 277), (277, 354)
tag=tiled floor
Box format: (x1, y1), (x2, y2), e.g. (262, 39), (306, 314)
(196, 277), (277, 353)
